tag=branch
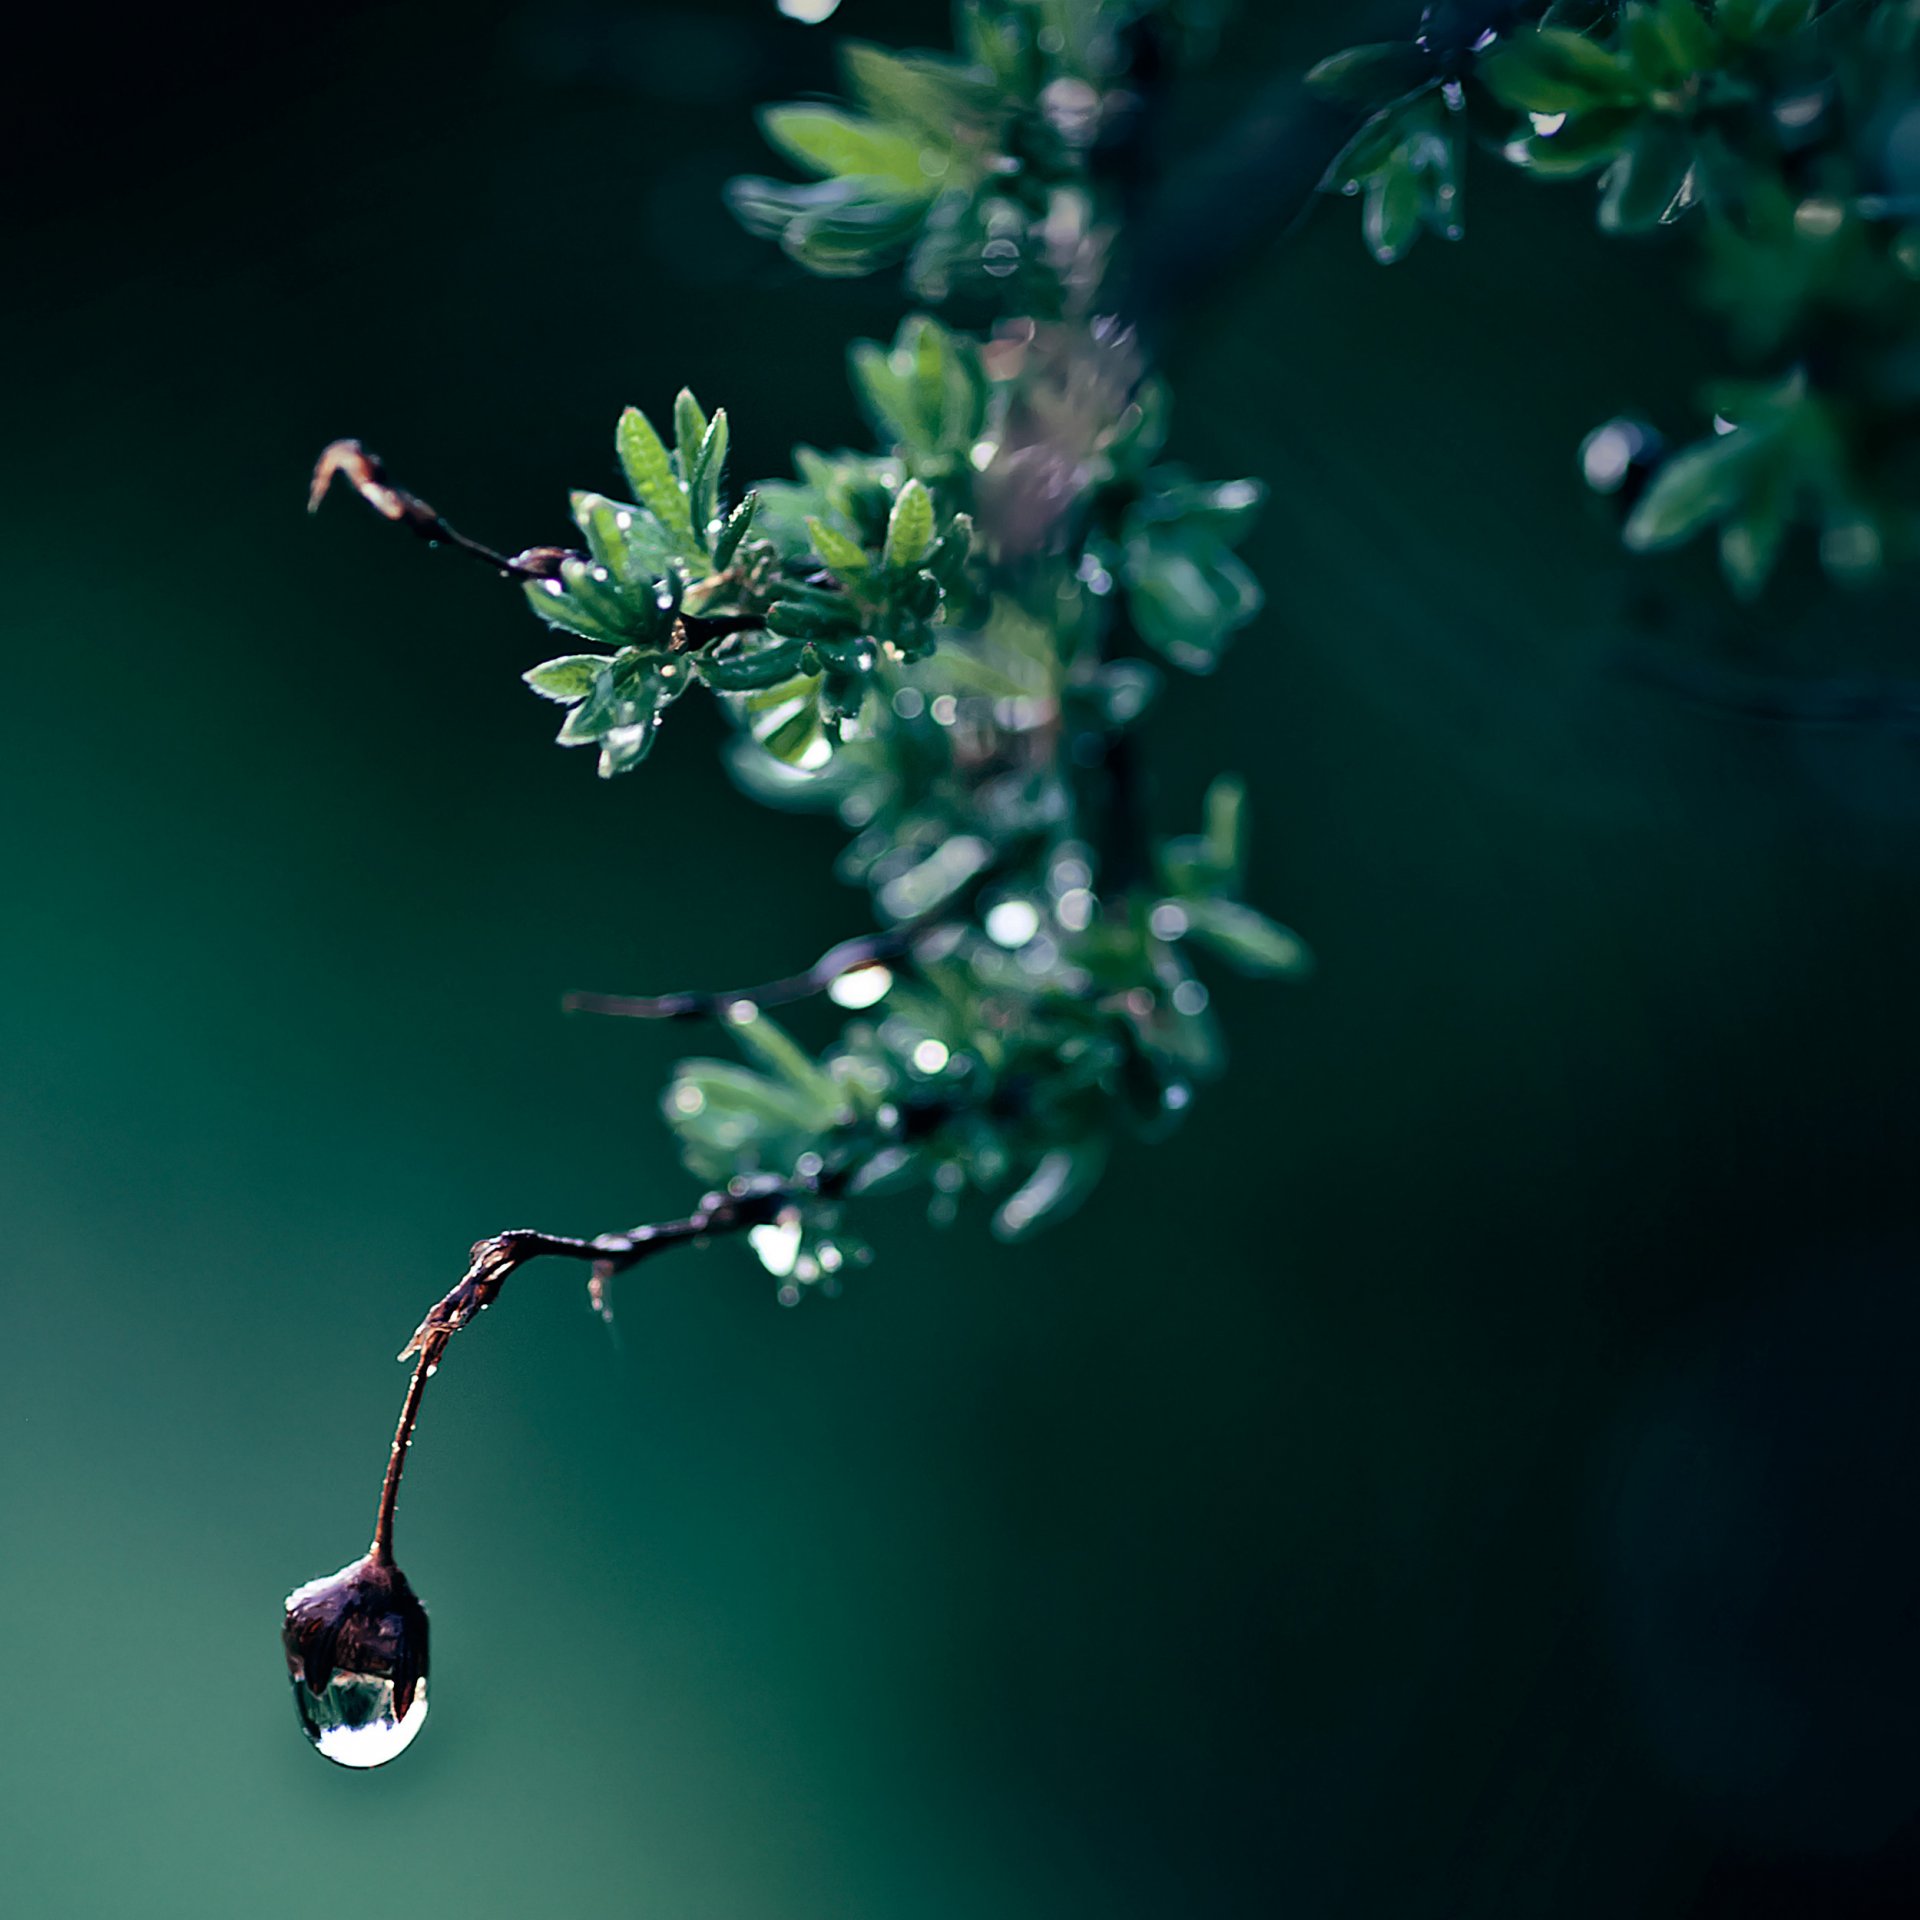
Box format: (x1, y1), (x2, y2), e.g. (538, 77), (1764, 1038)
(563, 928), (916, 1022)
(371, 1167), (845, 1561)
(309, 440), (579, 584)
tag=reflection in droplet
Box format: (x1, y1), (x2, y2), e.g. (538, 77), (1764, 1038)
(306, 1678), (430, 1769)
(282, 1554), (431, 1770)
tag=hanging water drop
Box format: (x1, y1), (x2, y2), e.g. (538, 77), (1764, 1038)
(282, 1552), (431, 1768)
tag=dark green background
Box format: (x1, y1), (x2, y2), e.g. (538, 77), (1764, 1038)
(7, 2), (1920, 1913)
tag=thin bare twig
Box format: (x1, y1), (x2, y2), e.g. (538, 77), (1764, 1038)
(564, 928), (916, 1023)
(309, 439), (579, 583)
(368, 1167), (846, 1560)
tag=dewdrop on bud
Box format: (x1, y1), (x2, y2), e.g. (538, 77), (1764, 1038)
(282, 1553), (431, 1768)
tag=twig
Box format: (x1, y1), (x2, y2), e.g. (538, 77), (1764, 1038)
(369, 1168), (845, 1561)
(564, 928), (916, 1022)
(309, 440), (579, 583)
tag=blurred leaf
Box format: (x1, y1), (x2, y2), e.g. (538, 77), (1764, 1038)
(991, 1140), (1111, 1240)
(758, 104), (936, 196)
(808, 515), (872, 578)
(1365, 151), (1423, 263)
(1598, 117), (1696, 233)
(884, 477), (936, 569)
(1480, 26), (1642, 114)
(1180, 897), (1314, 979)
(1306, 42), (1435, 109)
(1623, 430), (1764, 550)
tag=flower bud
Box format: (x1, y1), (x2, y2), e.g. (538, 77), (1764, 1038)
(281, 1553), (430, 1768)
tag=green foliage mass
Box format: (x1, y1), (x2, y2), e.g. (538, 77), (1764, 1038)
(1309, 0), (1920, 597)
(500, 0), (1304, 1290)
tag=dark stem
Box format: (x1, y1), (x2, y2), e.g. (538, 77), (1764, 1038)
(368, 1168), (849, 1552)
(309, 440), (578, 583)
(565, 928), (916, 1022)
(370, 1352), (431, 1564)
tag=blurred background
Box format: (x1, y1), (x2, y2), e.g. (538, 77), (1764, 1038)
(6, 0), (1920, 1913)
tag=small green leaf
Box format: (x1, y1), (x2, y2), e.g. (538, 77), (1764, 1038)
(1306, 42), (1435, 109)
(991, 1141), (1111, 1242)
(883, 478), (935, 570)
(616, 407), (699, 555)
(1479, 26), (1641, 114)
(758, 104), (937, 196)
(1502, 108), (1637, 177)
(523, 654), (607, 703)
(523, 576), (620, 641)
(924, 512), (975, 592)
(699, 633), (812, 691)
(807, 515), (872, 578)
(713, 491), (759, 572)
(1180, 898), (1314, 979)
(1125, 534), (1264, 674)
(1320, 103), (1408, 192)
(767, 593), (863, 640)
(689, 408), (730, 549)
(1202, 775), (1248, 892)
(672, 389), (708, 468)
(1363, 151), (1423, 264)
(723, 1003), (846, 1124)
(1622, 431), (1763, 551)
(1598, 117), (1696, 233)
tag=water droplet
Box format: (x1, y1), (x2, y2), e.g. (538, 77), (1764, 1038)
(282, 1554), (430, 1769)
(829, 963), (892, 1010)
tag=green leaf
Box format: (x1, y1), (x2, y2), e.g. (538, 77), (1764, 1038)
(1363, 151), (1423, 264)
(523, 576), (620, 642)
(991, 1141), (1111, 1242)
(1203, 775), (1248, 892)
(1598, 117), (1696, 232)
(840, 41), (979, 145)
(725, 174), (931, 278)
(924, 513), (975, 592)
(672, 389), (708, 468)
(1321, 103), (1409, 192)
(1180, 897), (1314, 979)
(766, 590), (863, 640)
(722, 1003), (846, 1124)
(1125, 535), (1264, 674)
(572, 490), (680, 585)
(758, 104), (936, 196)
(616, 407), (699, 556)
(1622, 430), (1763, 550)
(713, 491), (759, 572)
(807, 515), (872, 578)
(738, 673), (836, 771)
(1305, 42), (1435, 109)
(522, 654), (607, 703)
(689, 408), (730, 549)
(1720, 0), (1816, 43)
(1502, 108), (1638, 177)
(698, 633), (812, 691)
(596, 719), (660, 778)
(883, 478), (935, 570)
(1479, 26), (1641, 114)
(664, 1061), (834, 1178)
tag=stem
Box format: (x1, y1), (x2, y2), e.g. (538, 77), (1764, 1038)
(367, 1170), (849, 1553)
(565, 928), (917, 1022)
(309, 440), (576, 583)
(370, 1352), (432, 1565)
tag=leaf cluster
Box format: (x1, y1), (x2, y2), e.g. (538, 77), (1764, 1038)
(1308, 1), (1920, 595)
